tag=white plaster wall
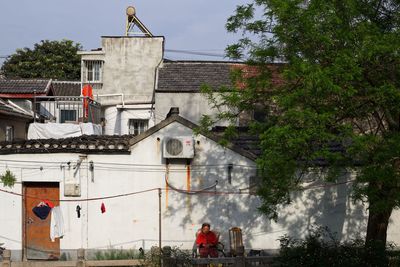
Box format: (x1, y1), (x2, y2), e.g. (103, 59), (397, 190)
(1, 121), (400, 258)
(100, 37), (164, 105)
(103, 105), (155, 135)
(155, 92), (232, 126)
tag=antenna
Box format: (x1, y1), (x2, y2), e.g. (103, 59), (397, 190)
(125, 6), (153, 37)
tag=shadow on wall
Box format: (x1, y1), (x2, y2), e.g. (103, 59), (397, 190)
(162, 141), (368, 250)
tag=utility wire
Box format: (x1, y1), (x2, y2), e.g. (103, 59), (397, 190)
(164, 49), (226, 58)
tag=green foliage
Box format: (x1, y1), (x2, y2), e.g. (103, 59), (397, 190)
(94, 248), (143, 260)
(201, 0), (400, 243)
(1, 39), (82, 80)
(277, 227), (400, 267)
(143, 246), (192, 267)
(0, 170), (16, 188)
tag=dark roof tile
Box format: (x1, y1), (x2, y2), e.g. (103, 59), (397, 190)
(157, 62), (244, 92)
(0, 79), (51, 94)
(0, 135), (132, 154)
(52, 81), (81, 96)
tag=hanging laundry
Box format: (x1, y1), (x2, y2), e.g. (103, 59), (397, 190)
(50, 206), (65, 242)
(44, 199), (55, 208)
(76, 205), (81, 218)
(32, 201), (51, 220)
(101, 202), (106, 213)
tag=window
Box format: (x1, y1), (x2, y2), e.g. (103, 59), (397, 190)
(85, 61), (103, 82)
(129, 119), (148, 135)
(5, 126), (14, 142)
(60, 110), (77, 123)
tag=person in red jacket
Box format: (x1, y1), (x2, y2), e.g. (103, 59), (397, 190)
(195, 223), (218, 258)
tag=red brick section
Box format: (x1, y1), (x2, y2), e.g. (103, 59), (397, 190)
(230, 63), (285, 90)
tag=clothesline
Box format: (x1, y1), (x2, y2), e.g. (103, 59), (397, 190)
(0, 179), (355, 202)
(0, 187), (160, 202)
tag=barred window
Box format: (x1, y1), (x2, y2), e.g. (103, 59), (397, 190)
(85, 61), (103, 82)
(129, 119), (148, 135)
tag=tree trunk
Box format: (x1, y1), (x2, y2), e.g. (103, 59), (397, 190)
(365, 206), (392, 245)
(365, 180), (394, 246)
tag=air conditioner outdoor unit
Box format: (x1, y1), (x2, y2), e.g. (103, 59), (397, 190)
(163, 136), (194, 158)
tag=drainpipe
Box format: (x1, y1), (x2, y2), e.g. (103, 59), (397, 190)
(33, 90), (37, 123)
(150, 38), (165, 124)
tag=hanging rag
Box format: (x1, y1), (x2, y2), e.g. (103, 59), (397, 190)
(44, 199), (55, 208)
(50, 206), (65, 242)
(101, 202), (106, 213)
(32, 202), (51, 220)
(76, 205), (81, 218)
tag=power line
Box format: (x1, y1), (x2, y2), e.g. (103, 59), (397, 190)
(0, 158), (258, 169)
(164, 49), (226, 58)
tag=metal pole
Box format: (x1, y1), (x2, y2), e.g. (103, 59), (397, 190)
(158, 188), (162, 249)
(33, 90), (36, 123)
(158, 188), (162, 267)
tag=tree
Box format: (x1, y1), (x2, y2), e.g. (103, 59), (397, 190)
(201, 0), (400, 246)
(1, 39), (82, 80)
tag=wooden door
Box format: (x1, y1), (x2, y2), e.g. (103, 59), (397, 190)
(24, 182), (60, 260)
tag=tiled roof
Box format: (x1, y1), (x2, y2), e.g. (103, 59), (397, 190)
(0, 108), (258, 160)
(157, 61), (244, 92)
(0, 135), (132, 155)
(52, 81), (81, 96)
(0, 98), (32, 120)
(211, 126), (261, 157)
(0, 79), (52, 94)
(130, 112), (258, 161)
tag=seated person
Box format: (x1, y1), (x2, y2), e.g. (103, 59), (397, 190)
(195, 223), (218, 258)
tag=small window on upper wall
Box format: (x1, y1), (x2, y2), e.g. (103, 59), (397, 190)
(85, 61), (103, 83)
(129, 119), (148, 135)
(5, 126), (14, 142)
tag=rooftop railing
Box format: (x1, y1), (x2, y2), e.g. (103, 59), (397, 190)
(33, 96), (101, 124)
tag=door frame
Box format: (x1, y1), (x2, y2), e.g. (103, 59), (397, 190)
(22, 182), (60, 260)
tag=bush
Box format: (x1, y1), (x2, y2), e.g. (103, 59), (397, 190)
(94, 248), (143, 260)
(276, 226), (399, 267)
(143, 246), (192, 267)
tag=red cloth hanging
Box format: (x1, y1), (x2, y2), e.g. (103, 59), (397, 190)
(82, 85), (93, 118)
(101, 202), (106, 213)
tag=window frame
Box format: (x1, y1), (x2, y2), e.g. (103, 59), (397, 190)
(128, 119), (149, 135)
(85, 60), (103, 83)
(60, 109), (77, 123)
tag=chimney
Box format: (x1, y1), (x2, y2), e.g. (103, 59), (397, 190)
(166, 107), (179, 118)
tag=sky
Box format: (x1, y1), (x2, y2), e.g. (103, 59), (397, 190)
(0, 0), (250, 65)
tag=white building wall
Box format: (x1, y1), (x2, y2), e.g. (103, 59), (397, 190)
(1, 121), (400, 260)
(103, 105), (155, 135)
(100, 37), (164, 105)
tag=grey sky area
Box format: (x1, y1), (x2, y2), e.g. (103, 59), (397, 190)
(0, 1), (250, 66)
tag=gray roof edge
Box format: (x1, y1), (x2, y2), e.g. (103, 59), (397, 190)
(129, 115), (257, 161)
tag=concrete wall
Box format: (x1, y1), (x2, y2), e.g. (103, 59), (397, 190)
(80, 36), (164, 135)
(155, 92), (232, 126)
(0, 117), (28, 141)
(1, 121), (400, 260)
(103, 105), (155, 135)
(100, 37), (164, 105)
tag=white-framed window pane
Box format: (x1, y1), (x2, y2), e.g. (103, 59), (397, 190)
(94, 63), (100, 81)
(129, 119), (148, 135)
(85, 61), (102, 82)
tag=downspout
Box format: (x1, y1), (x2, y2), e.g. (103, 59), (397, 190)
(150, 37), (165, 124)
